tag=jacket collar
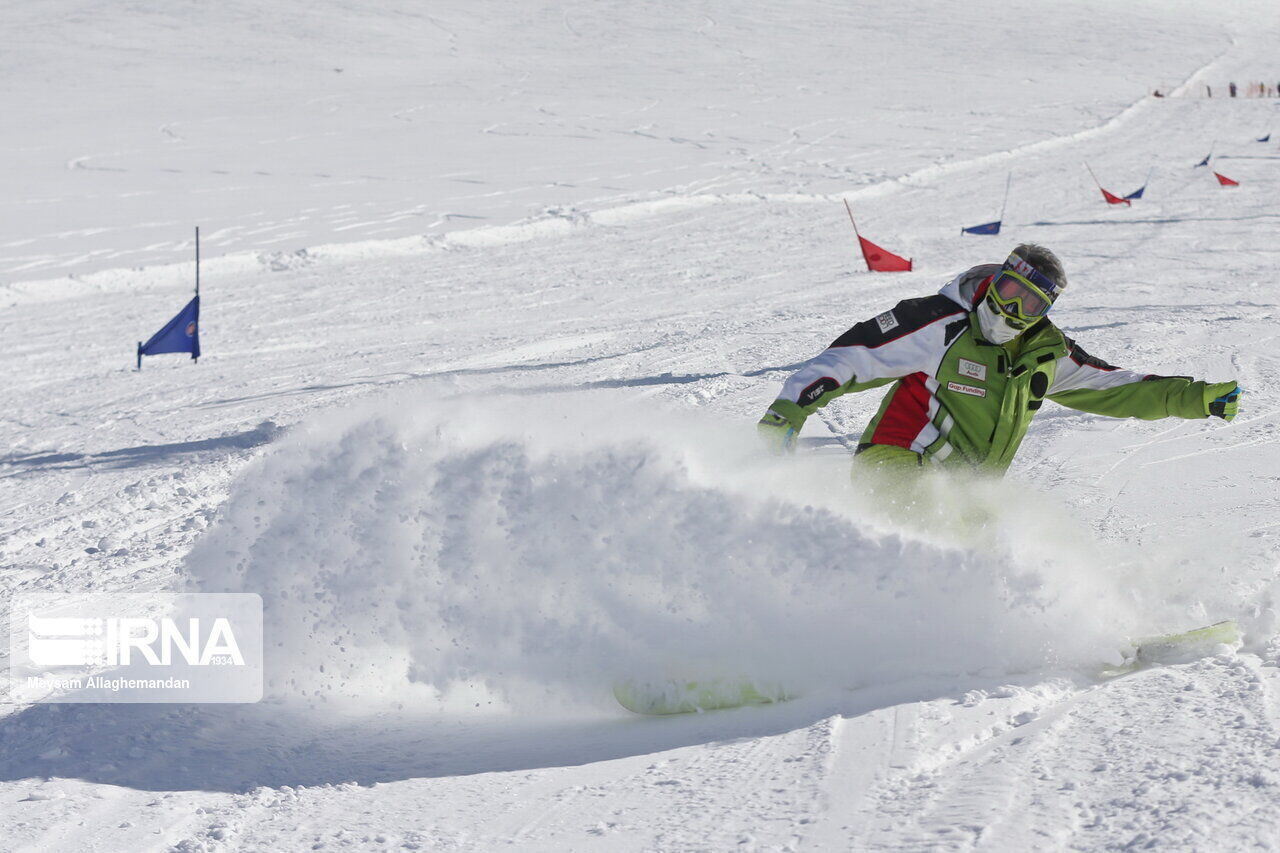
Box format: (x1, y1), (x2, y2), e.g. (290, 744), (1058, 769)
(943, 267), (1066, 356)
(967, 310), (1065, 355)
(939, 264), (1000, 311)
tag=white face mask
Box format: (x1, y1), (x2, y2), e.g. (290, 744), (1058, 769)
(976, 298), (1023, 344)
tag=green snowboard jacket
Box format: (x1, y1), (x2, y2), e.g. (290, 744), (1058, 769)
(762, 264), (1222, 474)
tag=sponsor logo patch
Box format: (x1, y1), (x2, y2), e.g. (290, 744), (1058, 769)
(947, 381), (986, 398)
(800, 377), (839, 405)
(957, 358), (986, 382)
(875, 311), (899, 334)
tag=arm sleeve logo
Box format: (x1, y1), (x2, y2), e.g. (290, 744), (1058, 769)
(875, 311), (899, 333)
(800, 377), (840, 405)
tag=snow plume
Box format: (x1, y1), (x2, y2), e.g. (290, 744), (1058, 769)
(186, 392), (1133, 714)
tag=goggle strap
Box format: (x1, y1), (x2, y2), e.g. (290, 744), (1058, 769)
(1002, 253), (1060, 299)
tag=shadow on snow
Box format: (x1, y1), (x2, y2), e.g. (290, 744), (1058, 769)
(0, 672), (1064, 794)
(0, 421), (281, 477)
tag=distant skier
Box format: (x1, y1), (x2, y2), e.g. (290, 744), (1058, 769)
(757, 244), (1241, 475)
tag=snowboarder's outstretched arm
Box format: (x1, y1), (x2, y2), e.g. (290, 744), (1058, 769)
(1046, 338), (1240, 421)
(758, 295), (966, 451)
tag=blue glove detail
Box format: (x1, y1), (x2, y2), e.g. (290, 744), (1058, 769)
(1208, 385), (1242, 421)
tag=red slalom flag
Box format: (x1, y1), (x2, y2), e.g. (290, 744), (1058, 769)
(1085, 163), (1132, 206)
(1214, 171), (1239, 187)
(1100, 188), (1132, 206)
(857, 236), (914, 272)
(843, 199), (913, 272)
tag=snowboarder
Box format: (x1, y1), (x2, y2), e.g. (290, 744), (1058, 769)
(757, 244), (1242, 475)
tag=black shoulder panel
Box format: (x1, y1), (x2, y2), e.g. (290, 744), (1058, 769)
(829, 295), (964, 349)
(1064, 337), (1119, 372)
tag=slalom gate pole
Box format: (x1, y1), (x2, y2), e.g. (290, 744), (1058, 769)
(1084, 162), (1103, 190)
(842, 199), (872, 272)
(842, 198), (860, 238)
(999, 172), (1013, 221)
(194, 226), (200, 364)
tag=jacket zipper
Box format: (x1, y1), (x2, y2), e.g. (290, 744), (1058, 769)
(989, 342), (1059, 461)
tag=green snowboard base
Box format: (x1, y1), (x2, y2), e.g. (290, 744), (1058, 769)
(615, 622), (1242, 714)
(613, 678), (792, 715)
(1102, 619), (1241, 678)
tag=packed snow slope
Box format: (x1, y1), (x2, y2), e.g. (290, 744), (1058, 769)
(5, 0), (1280, 850)
(0, 0), (1237, 283)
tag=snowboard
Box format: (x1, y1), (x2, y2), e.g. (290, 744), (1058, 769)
(1101, 619), (1241, 678)
(614, 621), (1242, 715)
(613, 677), (791, 716)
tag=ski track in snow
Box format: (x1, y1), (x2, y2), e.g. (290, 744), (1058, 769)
(5, 1), (1280, 850)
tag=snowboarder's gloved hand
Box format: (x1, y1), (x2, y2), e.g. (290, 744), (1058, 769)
(757, 408), (798, 454)
(1206, 382), (1242, 421)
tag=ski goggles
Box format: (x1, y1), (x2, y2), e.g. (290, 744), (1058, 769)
(985, 258), (1060, 325)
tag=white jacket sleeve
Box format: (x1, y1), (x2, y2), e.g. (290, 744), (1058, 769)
(1048, 340), (1151, 394)
(776, 295), (968, 411)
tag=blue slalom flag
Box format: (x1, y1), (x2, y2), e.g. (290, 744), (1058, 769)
(1124, 167), (1153, 200)
(1194, 152), (1211, 167)
(137, 295), (200, 368)
(961, 220), (1001, 235)
(1258, 133), (1271, 143)
(961, 173), (1011, 236)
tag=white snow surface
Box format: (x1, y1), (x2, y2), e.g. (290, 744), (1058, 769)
(4, 1), (1280, 850)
